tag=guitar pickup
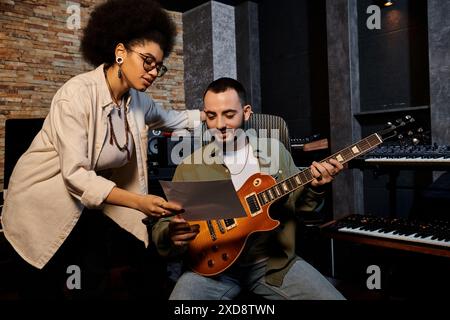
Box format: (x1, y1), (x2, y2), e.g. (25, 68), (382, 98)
(223, 219), (237, 230)
(245, 193), (262, 216)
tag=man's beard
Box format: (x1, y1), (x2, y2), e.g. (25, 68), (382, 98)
(210, 115), (246, 153)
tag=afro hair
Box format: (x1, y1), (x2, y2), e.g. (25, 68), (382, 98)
(81, 0), (176, 66)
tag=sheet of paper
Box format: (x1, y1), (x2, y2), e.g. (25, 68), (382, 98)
(159, 180), (247, 221)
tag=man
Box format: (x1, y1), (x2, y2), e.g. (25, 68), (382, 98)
(152, 78), (345, 300)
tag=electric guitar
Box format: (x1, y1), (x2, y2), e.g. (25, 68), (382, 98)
(187, 116), (416, 276)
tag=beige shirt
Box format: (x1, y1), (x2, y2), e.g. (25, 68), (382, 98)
(1, 64), (200, 269)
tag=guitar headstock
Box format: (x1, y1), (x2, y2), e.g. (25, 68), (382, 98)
(377, 115), (418, 143)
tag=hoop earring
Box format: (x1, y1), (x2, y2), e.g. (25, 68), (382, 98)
(116, 57), (123, 79)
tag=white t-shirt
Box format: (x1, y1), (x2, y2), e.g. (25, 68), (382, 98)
(223, 143), (260, 190)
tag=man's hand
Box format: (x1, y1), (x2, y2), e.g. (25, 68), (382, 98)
(168, 215), (200, 247)
(309, 159), (344, 188)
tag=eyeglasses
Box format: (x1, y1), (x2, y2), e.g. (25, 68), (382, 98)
(128, 49), (168, 77)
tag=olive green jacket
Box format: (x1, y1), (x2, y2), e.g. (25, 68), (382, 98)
(152, 137), (324, 286)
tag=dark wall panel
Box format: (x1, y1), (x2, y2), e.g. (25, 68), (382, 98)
(259, 0), (329, 139)
(355, 0), (433, 220)
(357, 0), (429, 112)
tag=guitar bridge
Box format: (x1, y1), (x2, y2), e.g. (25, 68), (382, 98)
(206, 220), (217, 241)
(245, 192), (262, 217)
(216, 220), (226, 233)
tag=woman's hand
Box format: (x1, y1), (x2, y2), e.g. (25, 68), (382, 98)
(105, 188), (184, 218)
(310, 159), (344, 188)
(137, 194), (184, 218)
(168, 215), (200, 247)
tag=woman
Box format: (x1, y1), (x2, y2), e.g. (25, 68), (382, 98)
(2, 0), (200, 299)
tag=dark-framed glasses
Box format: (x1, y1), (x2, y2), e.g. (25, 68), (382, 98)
(128, 49), (167, 77)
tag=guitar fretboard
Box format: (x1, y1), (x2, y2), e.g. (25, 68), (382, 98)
(256, 133), (383, 206)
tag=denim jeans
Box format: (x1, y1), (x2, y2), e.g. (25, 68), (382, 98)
(170, 257), (345, 300)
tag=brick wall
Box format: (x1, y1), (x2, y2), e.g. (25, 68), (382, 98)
(0, 1), (185, 190)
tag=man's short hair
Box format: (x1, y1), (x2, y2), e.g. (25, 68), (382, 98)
(203, 77), (247, 106)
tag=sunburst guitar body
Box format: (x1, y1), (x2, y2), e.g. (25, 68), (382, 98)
(187, 173), (278, 276)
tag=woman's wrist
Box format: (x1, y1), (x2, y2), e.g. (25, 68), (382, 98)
(134, 194), (146, 211)
(106, 187), (146, 211)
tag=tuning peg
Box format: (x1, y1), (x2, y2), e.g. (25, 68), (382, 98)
(397, 134), (404, 140)
(407, 130), (414, 136)
(412, 138), (420, 145)
(417, 127), (424, 133)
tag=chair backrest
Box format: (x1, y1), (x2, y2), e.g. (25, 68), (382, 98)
(244, 113), (291, 152)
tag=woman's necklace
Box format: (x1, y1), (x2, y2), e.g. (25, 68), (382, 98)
(104, 68), (123, 117)
(104, 68), (131, 161)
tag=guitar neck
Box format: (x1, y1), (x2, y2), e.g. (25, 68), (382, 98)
(256, 133), (384, 205)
